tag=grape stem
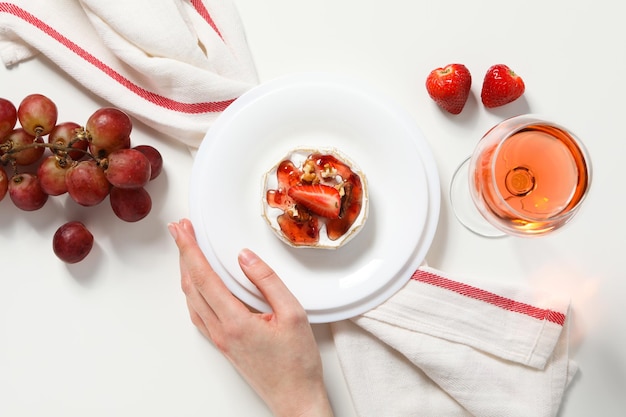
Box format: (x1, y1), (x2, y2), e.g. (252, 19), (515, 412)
(0, 137), (95, 167)
(0, 129), (99, 181)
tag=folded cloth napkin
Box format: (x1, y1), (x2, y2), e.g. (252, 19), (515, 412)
(331, 266), (578, 417)
(0, 0), (258, 148)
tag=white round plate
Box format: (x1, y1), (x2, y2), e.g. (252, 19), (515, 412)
(189, 72), (440, 323)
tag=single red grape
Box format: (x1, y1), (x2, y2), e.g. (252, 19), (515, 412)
(110, 187), (152, 222)
(38, 155), (70, 196)
(0, 166), (8, 202)
(48, 121), (89, 160)
(65, 160), (110, 206)
(86, 107), (132, 157)
(17, 94), (58, 136)
(8, 172), (48, 211)
(2, 128), (45, 166)
(0, 97), (17, 140)
(104, 148), (151, 189)
(53, 221), (94, 264)
(133, 145), (163, 180)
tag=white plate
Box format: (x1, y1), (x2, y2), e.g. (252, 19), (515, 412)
(189, 72), (440, 323)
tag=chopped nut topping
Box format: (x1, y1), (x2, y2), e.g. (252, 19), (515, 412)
(300, 160), (317, 183)
(321, 163), (338, 179)
(301, 172), (316, 182)
(335, 182), (346, 197)
(287, 206), (299, 218)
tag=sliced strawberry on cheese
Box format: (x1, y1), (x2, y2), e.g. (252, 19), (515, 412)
(287, 184), (341, 219)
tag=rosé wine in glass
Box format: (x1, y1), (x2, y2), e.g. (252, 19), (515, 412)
(467, 115), (591, 236)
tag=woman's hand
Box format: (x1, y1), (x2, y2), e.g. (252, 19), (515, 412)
(168, 218), (334, 417)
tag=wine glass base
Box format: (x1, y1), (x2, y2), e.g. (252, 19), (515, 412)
(450, 157), (506, 238)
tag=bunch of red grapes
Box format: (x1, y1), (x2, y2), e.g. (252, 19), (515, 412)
(0, 94), (163, 264)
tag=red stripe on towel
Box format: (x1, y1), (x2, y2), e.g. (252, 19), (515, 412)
(190, 0), (223, 40)
(0, 2), (235, 114)
(411, 269), (566, 326)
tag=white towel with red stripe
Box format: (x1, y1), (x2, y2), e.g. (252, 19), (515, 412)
(0, 0), (258, 148)
(331, 266), (578, 417)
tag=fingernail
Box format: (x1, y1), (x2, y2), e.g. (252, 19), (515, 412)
(167, 222), (178, 240)
(238, 248), (259, 267)
(180, 218), (192, 232)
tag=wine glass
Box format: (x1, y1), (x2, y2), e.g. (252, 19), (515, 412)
(450, 115), (592, 238)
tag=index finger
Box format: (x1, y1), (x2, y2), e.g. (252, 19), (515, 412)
(170, 219), (248, 319)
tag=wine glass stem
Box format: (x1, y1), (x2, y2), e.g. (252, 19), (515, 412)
(449, 157), (506, 238)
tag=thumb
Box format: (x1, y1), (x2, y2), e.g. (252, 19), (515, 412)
(238, 249), (305, 317)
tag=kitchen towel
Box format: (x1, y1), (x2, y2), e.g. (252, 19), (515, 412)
(0, 0), (258, 148)
(332, 266), (578, 417)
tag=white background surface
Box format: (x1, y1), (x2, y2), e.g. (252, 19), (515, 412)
(1, 0), (624, 416)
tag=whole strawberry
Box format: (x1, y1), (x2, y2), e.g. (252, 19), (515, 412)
(481, 64), (525, 108)
(425, 64), (472, 114)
